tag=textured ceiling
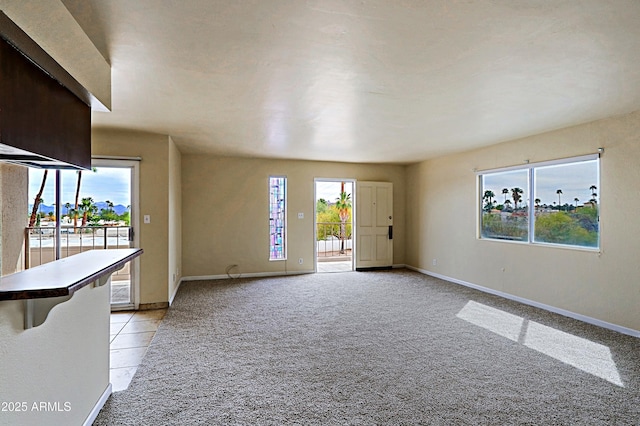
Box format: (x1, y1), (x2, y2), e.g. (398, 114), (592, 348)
(62, 0), (640, 164)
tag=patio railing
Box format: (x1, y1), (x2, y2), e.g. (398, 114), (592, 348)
(25, 225), (132, 272)
(316, 222), (352, 257)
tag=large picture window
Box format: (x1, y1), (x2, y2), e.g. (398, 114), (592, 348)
(269, 176), (287, 260)
(479, 155), (599, 249)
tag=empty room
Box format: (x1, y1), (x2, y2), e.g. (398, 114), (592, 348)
(0, 1), (639, 425)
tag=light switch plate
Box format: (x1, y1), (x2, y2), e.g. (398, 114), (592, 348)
(298, 212), (304, 219)
(144, 215), (151, 224)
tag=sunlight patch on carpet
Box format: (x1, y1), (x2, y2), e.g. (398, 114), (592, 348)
(457, 301), (624, 387)
(456, 300), (524, 342)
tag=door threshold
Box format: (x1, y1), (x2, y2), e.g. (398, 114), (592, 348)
(111, 304), (135, 312)
(355, 266), (392, 272)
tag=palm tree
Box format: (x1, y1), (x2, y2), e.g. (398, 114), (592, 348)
(28, 170), (49, 228)
(100, 200), (119, 222)
(79, 197), (97, 227)
(483, 190), (495, 211)
(73, 171), (82, 230)
(556, 189), (563, 210)
(504, 199), (512, 211)
(511, 188), (523, 210)
(64, 202), (71, 217)
(335, 187), (352, 254)
(73, 167), (97, 232)
(534, 198), (541, 210)
(502, 188), (509, 203)
(589, 185), (598, 203)
(574, 197), (579, 209)
(68, 208), (77, 225)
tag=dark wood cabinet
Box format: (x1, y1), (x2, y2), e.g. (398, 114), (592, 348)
(0, 12), (91, 170)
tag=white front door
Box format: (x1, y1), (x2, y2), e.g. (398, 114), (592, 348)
(355, 181), (393, 270)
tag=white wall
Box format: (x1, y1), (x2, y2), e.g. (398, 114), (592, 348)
(406, 110), (640, 332)
(1, 163), (112, 425)
(0, 283), (110, 425)
(168, 137), (182, 302)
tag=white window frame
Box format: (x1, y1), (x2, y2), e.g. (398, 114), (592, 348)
(477, 154), (600, 251)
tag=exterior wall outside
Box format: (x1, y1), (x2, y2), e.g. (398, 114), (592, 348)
(1, 163), (28, 275)
(92, 129), (170, 306)
(406, 110), (640, 331)
(168, 137), (182, 301)
(181, 156), (406, 278)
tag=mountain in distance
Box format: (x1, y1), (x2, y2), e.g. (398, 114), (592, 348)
(28, 202), (129, 216)
(94, 202), (129, 215)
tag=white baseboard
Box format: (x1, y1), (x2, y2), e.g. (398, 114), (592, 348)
(406, 265), (640, 338)
(169, 278), (182, 306)
(182, 269), (316, 282)
(83, 383), (112, 426)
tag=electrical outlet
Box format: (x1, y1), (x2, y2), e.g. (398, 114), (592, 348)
(144, 215), (151, 224)
(432, 258), (437, 266)
(298, 258), (303, 264)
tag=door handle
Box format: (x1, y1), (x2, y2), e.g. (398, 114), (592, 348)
(388, 225), (393, 240)
(128, 227), (134, 242)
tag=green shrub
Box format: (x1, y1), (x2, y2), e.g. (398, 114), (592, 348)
(535, 212), (597, 247)
(481, 213), (528, 241)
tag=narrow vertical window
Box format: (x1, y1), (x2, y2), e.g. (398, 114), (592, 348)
(269, 176), (286, 260)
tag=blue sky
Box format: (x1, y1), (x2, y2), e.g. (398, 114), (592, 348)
(28, 167), (131, 206)
(482, 160), (598, 206)
(315, 181), (353, 202)
(30, 172), (348, 208)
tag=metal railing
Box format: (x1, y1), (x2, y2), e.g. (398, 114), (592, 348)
(25, 225), (132, 270)
(316, 222), (352, 258)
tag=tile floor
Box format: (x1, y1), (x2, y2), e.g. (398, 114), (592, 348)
(317, 260), (353, 273)
(110, 280), (131, 304)
(109, 309), (167, 392)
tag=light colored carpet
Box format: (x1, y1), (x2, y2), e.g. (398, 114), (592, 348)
(95, 269), (639, 425)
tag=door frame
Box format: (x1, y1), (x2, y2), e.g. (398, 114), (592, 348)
(91, 157), (141, 310)
(313, 178), (356, 273)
